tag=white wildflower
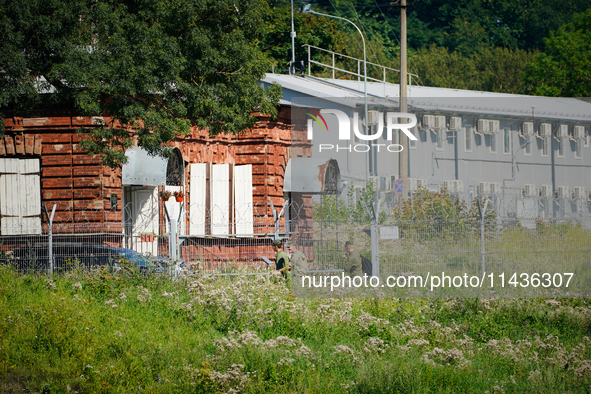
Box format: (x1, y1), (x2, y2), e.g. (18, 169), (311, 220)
(105, 299), (118, 308)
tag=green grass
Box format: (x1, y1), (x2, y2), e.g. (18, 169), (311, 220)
(1, 265), (591, 393)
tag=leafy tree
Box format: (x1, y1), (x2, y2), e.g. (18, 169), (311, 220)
(314, 181), (382, 225)
(0, 0), (282, 167)
(486, 0), (591, 51)
(408, 45), (536, 93)
(523, 9), (591, 97)
(263, 1), (591, 93)
(262, 2), (349, 72)
(391, 187), (496, 241)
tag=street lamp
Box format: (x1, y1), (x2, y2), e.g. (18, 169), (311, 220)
(300, 4), (369, 172)
(300, 3), (379, 278)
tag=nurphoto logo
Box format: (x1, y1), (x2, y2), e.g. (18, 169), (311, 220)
(306, 109), (418, 153)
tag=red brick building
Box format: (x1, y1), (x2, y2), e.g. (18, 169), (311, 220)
(0, 105), (300, 266)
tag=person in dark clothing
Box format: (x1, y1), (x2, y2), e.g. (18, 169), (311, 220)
(272, 239), (290, 278)
(343, 240), (363, 277)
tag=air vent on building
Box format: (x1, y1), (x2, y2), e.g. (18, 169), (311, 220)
(478, 182), (490, 195)
(490, 182), (501, 195)
(540, 185), (552, 197)
(524, 184), (536, 197)
(442, 180), (455, 193)
(479, 119), (499, 134)
(557, 186), (569, 199)
(423, 115), (434, 129)
(522, 122), (534, 136)
(488, 120), (500, 134)
(573, 186), (586, 199)
(367, 110), (380, 126)
(556, 124), (568, 138)
(478, 119), (489, 134)
(539, 123), (552, 137)
(449, 117), (462, 131)
(574, 125), (586, 140)
(442, 180), (464, 193)
(433, 115), (446, 130)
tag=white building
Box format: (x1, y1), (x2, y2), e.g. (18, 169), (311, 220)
(263, 72), (591, 225)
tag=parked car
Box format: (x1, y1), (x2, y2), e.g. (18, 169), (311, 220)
(3, 243), (188, 275)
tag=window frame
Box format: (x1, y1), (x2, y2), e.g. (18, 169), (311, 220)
(557, 137), (565, 158)
(435, 129), (445, 151)
(464, 127), (472, 152)
(488, 133), (497, 154)
(503, 129), (512, 155)
(541, 136), (549, 157)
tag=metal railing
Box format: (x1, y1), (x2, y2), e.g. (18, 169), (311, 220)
(303, 44), (420, 86)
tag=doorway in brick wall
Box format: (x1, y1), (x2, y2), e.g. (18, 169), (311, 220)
(123, 186), (159, 255)
(121, 147), (186, 255)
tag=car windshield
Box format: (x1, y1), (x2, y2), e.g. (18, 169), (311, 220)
(100, 248), (154, 266)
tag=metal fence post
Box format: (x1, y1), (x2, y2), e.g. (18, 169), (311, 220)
(370, 219), (379, 277)
(479, 198), (489, 274)
(170, 217), (177, 262)
(46, 204), (56, 275)
(173, 203), (184, 280)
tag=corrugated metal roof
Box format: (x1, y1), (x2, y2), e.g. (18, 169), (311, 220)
(263, 74), (591, 122)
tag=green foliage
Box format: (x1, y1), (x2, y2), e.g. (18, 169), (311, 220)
(2, 267), (591, 393)
(0, 0), (282, 168)
(409, 45), (536, 93)
(391, 187), (496, 241)
(314, 182), (379, 224)
(262, 4), (349, 70)
(523, 9), (591, 97)
(308, 0), (591, 53)
(264, 0), (591, 94)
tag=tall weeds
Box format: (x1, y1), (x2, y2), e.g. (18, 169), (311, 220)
(1, 266), (590, 393)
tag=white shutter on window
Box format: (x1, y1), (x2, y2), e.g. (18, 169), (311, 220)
(0, 158), (41, 235)
(19, 159), (41, 234)
(210, 164), (230, 236)
(234, 165), (253, 236)
(189, 163), (207, 236)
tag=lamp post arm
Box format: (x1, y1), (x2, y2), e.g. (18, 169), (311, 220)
(307, 9), (369, 179)
(306, 11), (367, 87)
(306, 11), (365, 51)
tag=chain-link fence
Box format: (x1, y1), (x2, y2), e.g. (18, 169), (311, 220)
(0, 199), (290, 275)
(290, 192), (591, 297)
(1, 196), (591, 296)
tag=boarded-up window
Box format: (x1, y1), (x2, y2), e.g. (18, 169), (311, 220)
(234, 164), (253, 236)
(211, 164), (231, 236)
(189, 163), (207, 236)
(0, 158), (41, 235)
(188, 163), (253, 237)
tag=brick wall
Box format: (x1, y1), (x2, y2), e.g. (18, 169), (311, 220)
(2, 106), (294, 233)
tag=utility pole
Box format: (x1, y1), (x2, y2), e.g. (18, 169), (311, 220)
(290, 0), (296, 74)
(399, 0), (409, 197)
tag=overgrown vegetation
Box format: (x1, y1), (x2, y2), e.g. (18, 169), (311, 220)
(309, 188), (591, 297)
(314, 182), (383, 225)
(265, 0), (591, 95)
(1, 265), (591, 393)
(390, 187), (497, 242)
